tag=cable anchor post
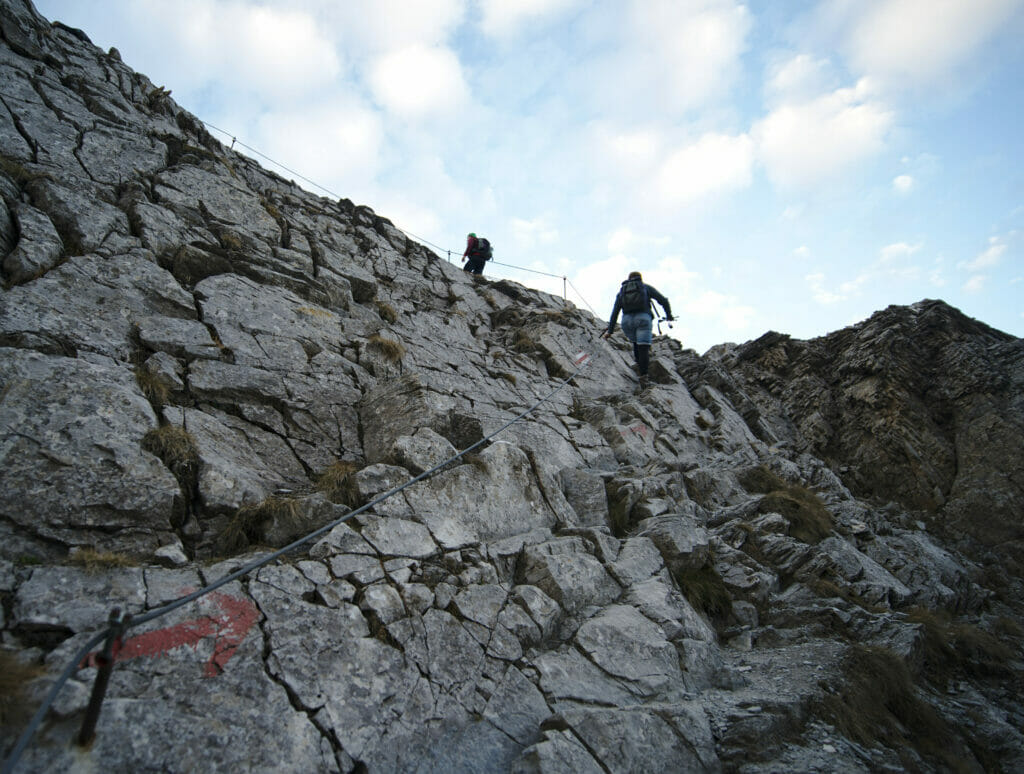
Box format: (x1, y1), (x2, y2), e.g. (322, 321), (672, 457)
(77, 607), (129, 748)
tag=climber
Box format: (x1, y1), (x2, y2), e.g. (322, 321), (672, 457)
(461, 232), (492, 275)
(600, 271), (673, 385)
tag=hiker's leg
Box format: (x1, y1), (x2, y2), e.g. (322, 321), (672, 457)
(637, 344), (650, 376)
(634, 316), (653, 375)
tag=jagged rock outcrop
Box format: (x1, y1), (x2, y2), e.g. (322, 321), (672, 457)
(2, 1), (1023, 772)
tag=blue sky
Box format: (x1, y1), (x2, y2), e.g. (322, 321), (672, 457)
(33, 0), (1024, 353)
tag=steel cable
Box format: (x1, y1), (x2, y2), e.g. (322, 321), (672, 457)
(1, 350), (593, 773)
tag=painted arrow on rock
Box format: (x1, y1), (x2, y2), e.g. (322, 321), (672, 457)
(82, 591), (261, 677)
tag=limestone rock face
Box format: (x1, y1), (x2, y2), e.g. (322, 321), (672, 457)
(2, 3), (1023, 773)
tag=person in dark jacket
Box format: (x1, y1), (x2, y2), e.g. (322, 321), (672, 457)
(461, 232), (487, 275)
(601, 271), (673, 382)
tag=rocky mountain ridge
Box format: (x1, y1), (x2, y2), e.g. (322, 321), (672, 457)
(2, 1), (1023, 771)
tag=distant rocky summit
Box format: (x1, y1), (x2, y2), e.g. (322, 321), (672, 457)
(2, 1), (1022, 772)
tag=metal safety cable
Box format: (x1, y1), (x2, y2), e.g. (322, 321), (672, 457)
(1, 349), (594, 774)
(199, 122), (597, 313)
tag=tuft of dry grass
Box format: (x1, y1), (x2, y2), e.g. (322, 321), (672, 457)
(217, 495), (303, 553)
(68, 547), (137, 573)
(367, 334), (406, 363)
(135, 367), (170, 407)
(739, 465), (833, 544)
(314, 460), (359, 504)
(0, 650), (45, 726)
(296, 305), (334, 319)
(906, 607), (1017, 683)
(512, 330), (537, 354)
(673, 565), (733, 621)
(219, 231), (243, 251)
(142, 425), (199, 482)
(375, 301), (398, 323)
(819, 644), (970, 772)
(498, 372), (517, 386)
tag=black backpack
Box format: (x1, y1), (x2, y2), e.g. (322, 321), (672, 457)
(620, 277), (648, 313)
(476, 237), (493, 260)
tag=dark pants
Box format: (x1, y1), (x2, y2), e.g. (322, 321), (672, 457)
(463, 258), (485, 275)
(622, 312), (652, 376)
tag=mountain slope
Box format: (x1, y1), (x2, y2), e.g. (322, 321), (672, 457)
(2, 1), (1023, 772)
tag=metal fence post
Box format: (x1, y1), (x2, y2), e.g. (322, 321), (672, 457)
(77, 608), (129, 747)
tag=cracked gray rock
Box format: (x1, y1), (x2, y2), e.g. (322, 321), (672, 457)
(2, 2), (1022, 772)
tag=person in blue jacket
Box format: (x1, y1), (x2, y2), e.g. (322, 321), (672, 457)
(601, 271), (673, 382)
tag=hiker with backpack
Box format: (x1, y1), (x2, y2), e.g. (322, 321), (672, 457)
(601, 271), (673, 384)
(461, 232), (493, 275)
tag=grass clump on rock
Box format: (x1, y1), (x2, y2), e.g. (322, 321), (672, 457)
(217, 495), (303, 553)
(367, 334), (406, 363)
(673, 565), (733, 622)
(142, 425), (199, 485)
(135, 367), (170, 407)
(819, 644), (972, 772)
(905, 607), (1017, 684)
(68, 547), (137, 572)
(738, 465), (833, 544)
(315, 460), (359, 504)
(375, 301), (398, 323)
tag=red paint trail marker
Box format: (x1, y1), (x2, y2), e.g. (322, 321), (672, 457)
(82, 591), (261, 677)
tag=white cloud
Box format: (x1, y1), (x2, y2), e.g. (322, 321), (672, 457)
(583, 1), (752, 117)
(963, 274), (987, 293)
(605, 128), (662, 170)
(655, 133), (755, 205)
(765, 54), (835, 105)
(687, 289), (755, 330)
(806, 272), (843, 304)
(255, 98), (383, 190)
(845, 0), (1023, 88)
(793, 245), (811, 259)
(132, 0), (342, 102)
(511, 216), (560, 250)
(369, 45), (469, 116)
(332, 0), (466, 52)
(960, 236), (1007, 271)
(754, 79), (894, 187)
(880, 241), (921, 261)
(893, 174), (914, 194)
(632, 0), (752, 111)
(607, 227), (671, 256)
(479, 0), (581, 37)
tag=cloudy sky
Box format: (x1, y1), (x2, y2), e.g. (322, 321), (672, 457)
(34, 0), (1024, 352)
